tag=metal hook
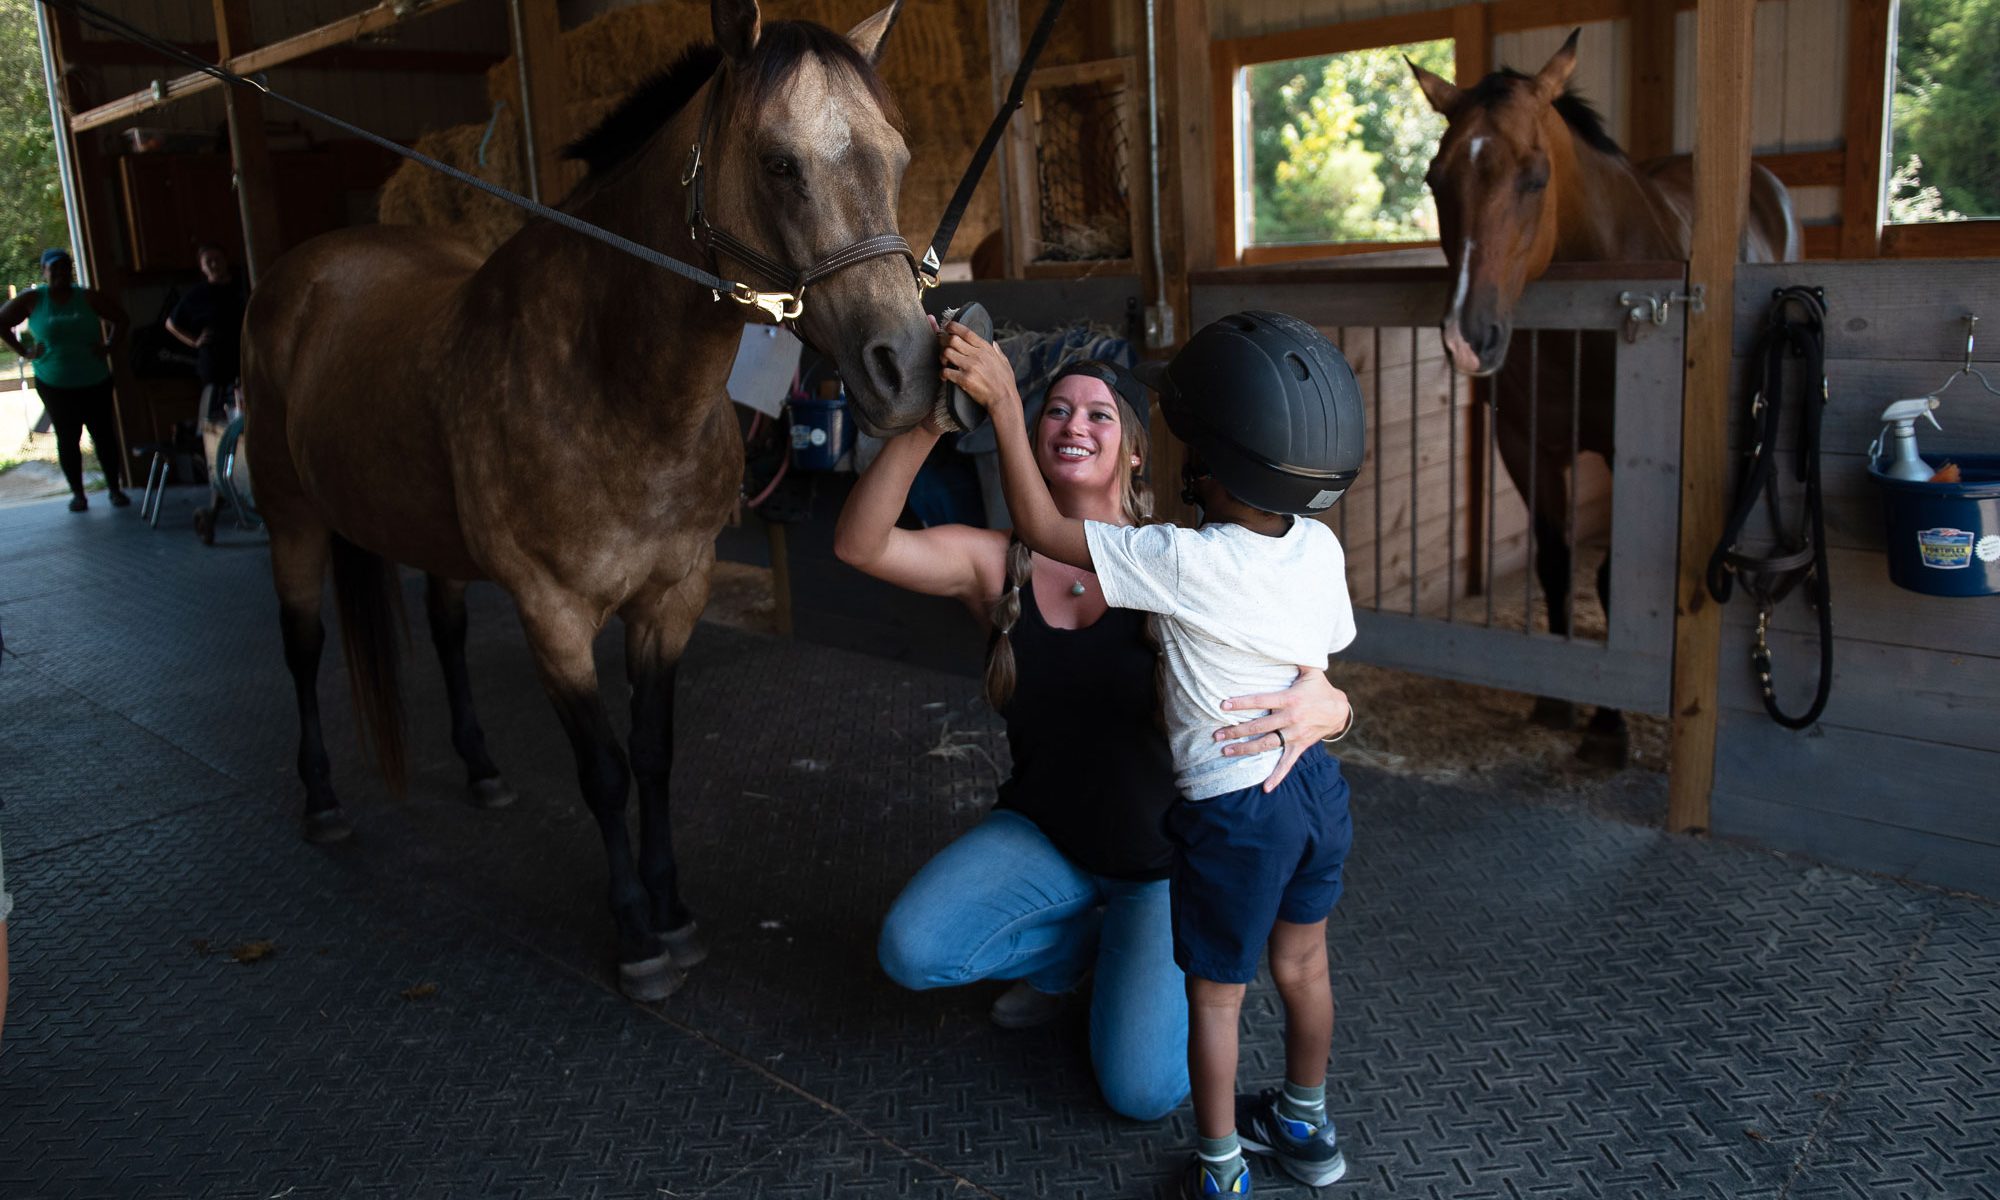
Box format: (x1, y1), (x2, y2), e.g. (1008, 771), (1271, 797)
(1925, 312), (2000, 402)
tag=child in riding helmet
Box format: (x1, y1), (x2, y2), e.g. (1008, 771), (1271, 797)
(942, 310), (1364, 1197)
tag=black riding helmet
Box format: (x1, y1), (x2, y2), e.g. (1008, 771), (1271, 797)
(1133, 311), (1365, 516)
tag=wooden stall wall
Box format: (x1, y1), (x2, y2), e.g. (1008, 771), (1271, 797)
(1712, 261), (2000, 898)
(1108, 0), (1850, 256)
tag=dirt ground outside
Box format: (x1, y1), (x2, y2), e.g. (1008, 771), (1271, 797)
(0, 428), (109, 506)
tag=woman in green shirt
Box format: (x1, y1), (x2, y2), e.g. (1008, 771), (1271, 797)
(0, 248), (130, 511)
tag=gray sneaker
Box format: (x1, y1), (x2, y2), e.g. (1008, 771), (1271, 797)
(1236, 1089), (1347, 1187)
(988, 981), (1074, 1029)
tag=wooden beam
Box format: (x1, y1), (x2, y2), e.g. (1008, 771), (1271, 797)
(1839, 0), (1893, 258)
(1488, 0), (1632, 36)
(1219, 9), (1456, 68)
(509, 0), (572, 204)
(1452, 1), (1491, 84)
(65, 39), (502, 75)
(213, 0), (281, 283)
(1149, 0), (1212, 526)
(1627, 0), (1677, 160)
(70, 0), (473, 133)
(1667, 0), (1757, 835)
(1757, 149), (1845, 189)
(1881, 219), (2000, 258)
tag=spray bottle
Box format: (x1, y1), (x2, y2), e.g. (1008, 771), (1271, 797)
(1874, 397), (1943, 482)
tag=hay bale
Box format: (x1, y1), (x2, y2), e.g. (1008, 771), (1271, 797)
(378, 109), (530, 256)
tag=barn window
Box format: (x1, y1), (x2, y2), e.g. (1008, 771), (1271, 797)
(1887, 0), (1999, 223)
(1237, 40), (1454, 249)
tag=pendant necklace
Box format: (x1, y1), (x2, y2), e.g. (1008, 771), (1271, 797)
(1069, 579), (1087, 596)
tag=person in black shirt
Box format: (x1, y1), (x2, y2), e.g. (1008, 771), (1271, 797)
(168, 244), (248, 542)
(836, 357), (1353, 1121)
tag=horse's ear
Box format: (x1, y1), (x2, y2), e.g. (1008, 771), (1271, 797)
(1408, 57), (1461, 114)
(1533, 29), (1581, 102)
(847, 0), (905, 67)
(712, 0), (760, 63)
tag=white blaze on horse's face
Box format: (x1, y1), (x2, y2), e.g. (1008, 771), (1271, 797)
(1411, 31), (1580, 376)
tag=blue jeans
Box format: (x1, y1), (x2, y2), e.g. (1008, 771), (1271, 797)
(878, 809), (1190, 1121)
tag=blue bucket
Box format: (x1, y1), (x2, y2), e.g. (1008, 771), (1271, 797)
(1868, 452), (2000, 597)
(788, 394), (854, 472)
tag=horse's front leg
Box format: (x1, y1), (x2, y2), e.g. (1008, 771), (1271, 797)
(622, 554), (715, 972)
(516, 588), (676, 1001)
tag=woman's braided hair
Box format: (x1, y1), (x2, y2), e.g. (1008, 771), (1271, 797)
(984, 384), (1155, 709)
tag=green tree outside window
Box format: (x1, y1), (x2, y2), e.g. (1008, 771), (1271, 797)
(1, 0), (71, 369)
(1891, 0), (2000, 222)
(1244, 39), (1453, 246)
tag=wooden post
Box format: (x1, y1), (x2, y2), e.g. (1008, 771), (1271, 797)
(1627, 0), (1677, 161)
(1147, 0), (1212, 527)
(213, 0), (281, 283)
(1839, 0), (1893, 259)
(987, 0), (1031, 277)
(765, 520), (794, 638)
(1666, 0), (1757, 834)
(1452, 1), (1490, 86)
(510, 0), (574, 204)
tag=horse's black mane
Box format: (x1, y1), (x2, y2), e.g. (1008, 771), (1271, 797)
(562, 21), (900, 179)
(1464, 69), (1624, 159)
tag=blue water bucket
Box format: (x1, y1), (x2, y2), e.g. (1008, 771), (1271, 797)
(788, 395), (854, 471)
(1868, 452), (2000, 597)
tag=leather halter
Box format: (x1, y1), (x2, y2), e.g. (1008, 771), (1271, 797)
(1706, 285), (1834, 730)
(680, 70), (926, 325)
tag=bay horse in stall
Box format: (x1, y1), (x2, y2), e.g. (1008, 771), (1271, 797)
(1410, 32), (1798, 765)
(243, 0), (933, 1001)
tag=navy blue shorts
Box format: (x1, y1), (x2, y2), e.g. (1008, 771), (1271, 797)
(1164, 747), (1353, 984)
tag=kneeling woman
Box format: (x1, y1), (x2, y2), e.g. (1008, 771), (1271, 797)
(835, 360), (1350, 1120)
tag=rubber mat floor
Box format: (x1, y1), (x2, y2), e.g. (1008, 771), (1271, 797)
(0, 492), (1994, 1199)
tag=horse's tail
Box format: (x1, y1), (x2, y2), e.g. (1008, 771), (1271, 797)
(329, 534), (408, 793)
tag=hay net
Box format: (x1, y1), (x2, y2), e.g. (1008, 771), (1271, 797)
(1030, 75), (1133, 263)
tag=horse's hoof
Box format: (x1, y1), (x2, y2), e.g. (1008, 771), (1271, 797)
(467, 777), (517, 810)
(1577, 729), (1630, 770)
(303, 808), (353, 844)
(657, 920), (708, 969)
(618, 951), (685, 1003)
(1529, 696), (1577, 730)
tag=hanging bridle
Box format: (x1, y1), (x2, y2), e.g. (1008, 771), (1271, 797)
(680, 71), (928, 325)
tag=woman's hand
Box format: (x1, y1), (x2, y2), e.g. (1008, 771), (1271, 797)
(1214, 666), (1353, 792)
(939, 321), (1020, 417)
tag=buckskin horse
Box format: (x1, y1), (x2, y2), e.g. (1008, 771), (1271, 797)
(1410, 32), (1798, 766)
(243, 0), (933, 1000)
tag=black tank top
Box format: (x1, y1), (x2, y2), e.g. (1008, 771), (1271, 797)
(994, 568), (1178, 880)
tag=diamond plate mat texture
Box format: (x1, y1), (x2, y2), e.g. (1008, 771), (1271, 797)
(0, 492), (1994, 1200)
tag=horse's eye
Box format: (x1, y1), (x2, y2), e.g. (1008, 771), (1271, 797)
(764, 156), (797, 179)
(1520, 173), (1549, 194)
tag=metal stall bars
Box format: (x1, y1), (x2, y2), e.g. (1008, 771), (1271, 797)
(1190, 262), (1688, 719)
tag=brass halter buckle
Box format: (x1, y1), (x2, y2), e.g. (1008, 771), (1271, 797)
(718, 281), (804, 323)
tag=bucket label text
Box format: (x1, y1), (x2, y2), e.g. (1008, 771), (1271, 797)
(1916, 527), (1975, 570)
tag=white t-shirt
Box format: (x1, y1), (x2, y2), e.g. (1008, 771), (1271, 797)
(1084, 517), (1356, 800)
